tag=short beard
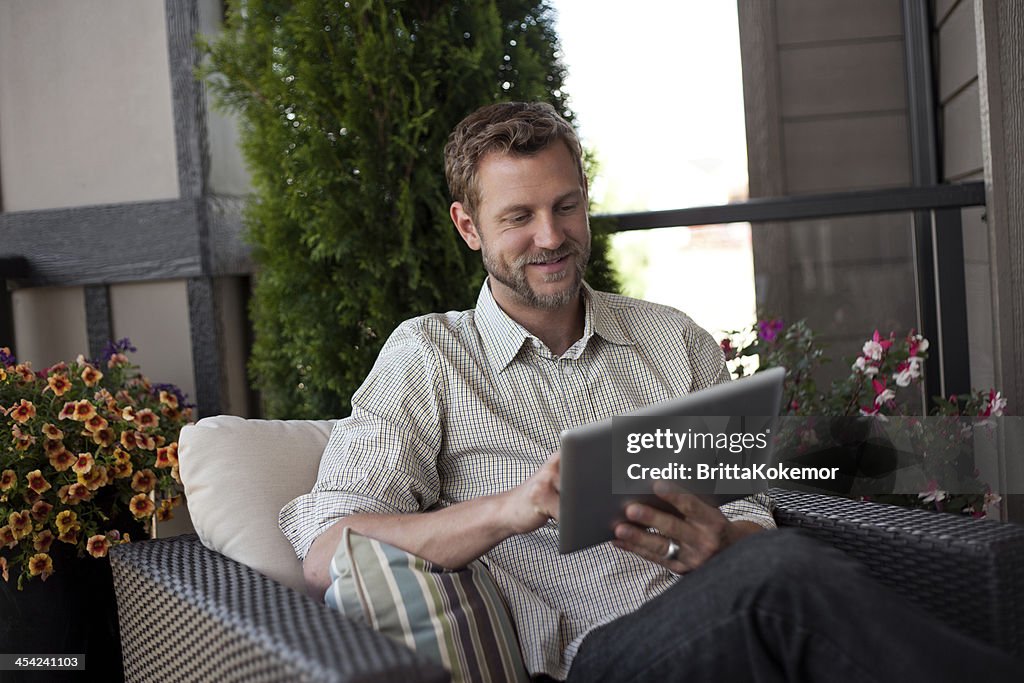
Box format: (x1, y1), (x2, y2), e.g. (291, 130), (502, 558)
(482, 238), (591, 310)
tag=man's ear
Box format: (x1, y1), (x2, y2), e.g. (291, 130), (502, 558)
(451, 202), (482, 251)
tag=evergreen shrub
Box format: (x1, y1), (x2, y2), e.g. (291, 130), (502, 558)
(201, 0), (618, 417)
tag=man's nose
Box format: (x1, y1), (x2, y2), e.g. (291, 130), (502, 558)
(532, 213), (565, 250)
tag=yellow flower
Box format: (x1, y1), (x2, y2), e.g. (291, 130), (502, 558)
(57, 526), (80, 545)
(156, 499), (175, 522)
(80, 366), (103, 387)
(42, 423), (64, 440)
(155, 447), (174, 468)
(0, 556), (7, 582)
(14, 363), (34, 384)
(45, 374), (72, 396)
(58, 401), (77, 420)
(113, 448), (131, 464)
(0, 469), (16, 491)
(56, 510), (79, 534)
(110, 460), (133, 479)
(90, 427), (115, 447)
(25, 469), (51, 494)
(131, 469), (156, 493)
(121, 405), (136, 422)
(10, 399), (36, 424)
(0, 526), (16, 548)
(28, 553), (53, 580)
(72, 452), (94, 475)
(159, 390), (179, 409)
(8, 510), (31, 539)
(129, 493), (156, 519)
(33, 529), (54, 553)
(120, 431), (138, 450)
(136, 432), (156, 451)
(77, 465), (108, 491)
(86, 534), (111, 558)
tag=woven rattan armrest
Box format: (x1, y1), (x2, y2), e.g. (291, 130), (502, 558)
(109, 534), (450, 683)
(771, 487), (1024, 656)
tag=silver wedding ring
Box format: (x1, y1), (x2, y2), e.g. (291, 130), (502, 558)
(664, 539), (680, 562)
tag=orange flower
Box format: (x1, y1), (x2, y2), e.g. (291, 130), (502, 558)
(86, 534), (111, 558)
(135, 409), (159, 429)
(14, 363), (35, 384)
(121, 405), (136, 422)
(135, 432), (156, 450)
(30, 500), (53, 522)
(58, 401), (77, 420)
(33, 529), (54, 553)
(22, 488), (41, 505)
(45, 374), (72, 396)
(113, 448), (131, 464)
(77, 465), (108, 491)
(107, 353), (129, 368)
(0, 526), (16, 548)
(131, 469), (156, 493)
(83, 414), (108, 432)
(90, 427), (115, 447)
(28, 553), (53, 580)
(55, 510), (78, 534)
(156, 499), (174, 522)
(72, 452), (94, 475)
(72, 400), (97, 422)
(129, 493), (155, 519)
(161, 406), (182, 421)
(57, 483), (90, 505)
(155, 447), (174, 468)
(80, 366), (103, 387)
(11, 424), (35, 450)
(171, 465), (181, 484)
(48, 447), (76, 472)
(10, 399), (36, 423)
(0, 469), (16, 491)
(159, 390), (179, 409)
(42, 423), (63, 440)
(119, 430), (138, 450)
(8, 510), (31, 539)
(0, 556), (7, 582)
(25, 469), (51, 494)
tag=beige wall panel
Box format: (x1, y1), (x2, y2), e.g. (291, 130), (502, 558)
(775, 0), (902, 45)
(0, 0), (179, 211)
(786, 213), (913, 264)
(961, 206), (989, 264)
(942, 82), (983, 180)
(11, 287), (89, 369)
(934, 0), (960, 25)
(783, 115), (912, 194)
(215, 277), (251, 417)
(780, 40), (907, 118)
(937, 0), (979, 102)
(965, 261), (996, 390)
(109, 280), (196, 409)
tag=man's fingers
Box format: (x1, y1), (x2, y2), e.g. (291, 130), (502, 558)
(611, 528), (688, 573)
(652, 481), (716, 521)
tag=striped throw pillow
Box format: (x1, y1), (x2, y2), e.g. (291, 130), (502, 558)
(326, 528), (530, 683)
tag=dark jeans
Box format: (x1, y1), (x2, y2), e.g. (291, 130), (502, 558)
(563, 529), (1021, 682)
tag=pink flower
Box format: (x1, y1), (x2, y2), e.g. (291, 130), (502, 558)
(907, 333), (929, 357)
(980, 390), (1007, 418)
(872, 378), (895, 406)
(861, 330), (894, 361)
(757, 319), (785, 343)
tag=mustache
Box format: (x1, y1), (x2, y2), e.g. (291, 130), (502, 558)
(514, 245), (582, 268)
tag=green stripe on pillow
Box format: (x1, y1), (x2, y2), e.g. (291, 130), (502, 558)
(327, 528), (530, 683)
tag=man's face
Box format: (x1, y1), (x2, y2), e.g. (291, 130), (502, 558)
(452, 142), (591, 312)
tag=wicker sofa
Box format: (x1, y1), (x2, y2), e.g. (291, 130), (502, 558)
(109, 417), (1024, 682)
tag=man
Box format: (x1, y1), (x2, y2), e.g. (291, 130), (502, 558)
(281, 101), (1018, 681)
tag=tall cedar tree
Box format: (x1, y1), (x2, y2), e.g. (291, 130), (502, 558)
(201, 0), (618, 418)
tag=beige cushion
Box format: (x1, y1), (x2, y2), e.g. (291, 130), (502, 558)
(179, 415), (335, 593)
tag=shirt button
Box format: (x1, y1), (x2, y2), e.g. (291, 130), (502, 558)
(562, 364), (573, 376)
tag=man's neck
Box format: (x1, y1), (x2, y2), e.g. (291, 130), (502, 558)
(491, 286), (585, 357)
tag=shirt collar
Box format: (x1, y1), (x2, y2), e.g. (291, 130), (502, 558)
(474, 279), (635, 373)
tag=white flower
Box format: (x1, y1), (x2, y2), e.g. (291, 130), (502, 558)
(918, 484), (947, 503)
(895, 369), (914, 387)
(989, 392), (1007, 417)
(862, 340), (885, 361)
(874, 389), (895, 406)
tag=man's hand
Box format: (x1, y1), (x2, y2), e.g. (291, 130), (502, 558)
(501, 451), (561, 534)
(612, 481), (763, 574)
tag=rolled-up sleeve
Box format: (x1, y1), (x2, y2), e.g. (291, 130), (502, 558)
(720, 492), (777, 530)
(279, 321), (443, 560)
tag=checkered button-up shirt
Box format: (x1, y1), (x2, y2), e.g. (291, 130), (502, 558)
(280, 280), (775, 680)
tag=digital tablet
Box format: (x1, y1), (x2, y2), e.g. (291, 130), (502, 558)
(558, 367), (785, 553)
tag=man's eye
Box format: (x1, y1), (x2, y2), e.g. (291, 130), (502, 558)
(558, 203), (578, 213)
(509, 214), (530, 224)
